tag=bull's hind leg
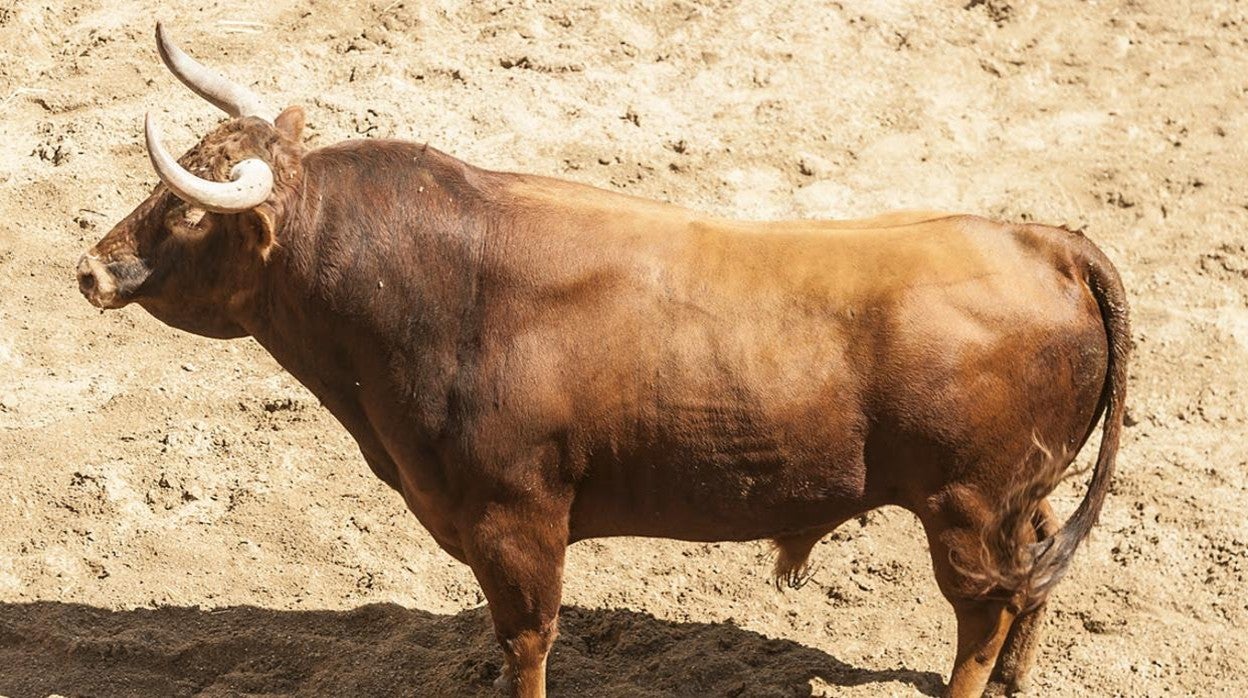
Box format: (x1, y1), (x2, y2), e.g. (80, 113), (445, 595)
(465, 503), (569, 698)
(987, 499), (1060, 695)
(920, 491), (1021, 698)
(945, 599), (1017, 698)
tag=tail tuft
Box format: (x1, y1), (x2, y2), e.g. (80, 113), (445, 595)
(949, 433), (1071, 611)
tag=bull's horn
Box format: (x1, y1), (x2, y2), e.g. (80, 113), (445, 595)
(155, 22), (272, 121)
(144, 112), (274, 213)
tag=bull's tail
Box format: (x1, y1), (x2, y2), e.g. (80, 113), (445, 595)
(1020, 240), (1130, 606)
(953, 234), (1130, 612)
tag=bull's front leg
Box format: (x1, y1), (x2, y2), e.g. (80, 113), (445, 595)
(464, 498), (570, 698)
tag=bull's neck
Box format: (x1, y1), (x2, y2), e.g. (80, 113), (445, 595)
(242, 141), (498, 446)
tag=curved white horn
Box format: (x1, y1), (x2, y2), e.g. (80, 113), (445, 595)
(155, 22), (272, 121)
(144, 113), (274, 213)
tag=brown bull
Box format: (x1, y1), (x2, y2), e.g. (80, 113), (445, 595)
(76, 25), (1128, 698)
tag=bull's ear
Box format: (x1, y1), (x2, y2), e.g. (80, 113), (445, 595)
(275, 105), (305, 141)
(252, 205), (279, 261)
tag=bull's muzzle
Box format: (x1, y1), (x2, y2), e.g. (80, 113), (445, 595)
(76, 254), (122, 309)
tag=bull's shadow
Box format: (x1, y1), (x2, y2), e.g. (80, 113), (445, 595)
(0, 601), (942, 697)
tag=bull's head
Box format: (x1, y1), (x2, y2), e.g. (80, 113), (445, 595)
(77, 24), (304, 338)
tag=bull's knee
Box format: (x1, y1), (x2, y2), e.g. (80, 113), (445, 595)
(503, 622), (557, 670)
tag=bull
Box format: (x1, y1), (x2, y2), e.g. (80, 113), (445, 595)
(76, 25), (1129, 698)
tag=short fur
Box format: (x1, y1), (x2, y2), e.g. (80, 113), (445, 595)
(80, 58), (1128, 698)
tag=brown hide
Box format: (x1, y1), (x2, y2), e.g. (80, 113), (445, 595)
(83, 125), (1128, 698)
(254, 142), (1113, 546)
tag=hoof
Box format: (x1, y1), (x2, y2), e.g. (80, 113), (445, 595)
(984, 677), (1029, 696)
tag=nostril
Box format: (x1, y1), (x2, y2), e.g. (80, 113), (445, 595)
(76, 257), (98, 296)
(79, 269), (96, 294)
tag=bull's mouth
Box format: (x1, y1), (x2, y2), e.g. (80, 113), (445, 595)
(76, 254), (147, 309)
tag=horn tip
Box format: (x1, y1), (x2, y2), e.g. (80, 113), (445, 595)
(143, 112), (162, 144)
(155, 22), (170, 63)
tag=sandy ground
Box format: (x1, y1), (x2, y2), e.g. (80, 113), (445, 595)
(1, 0), (1246, 695)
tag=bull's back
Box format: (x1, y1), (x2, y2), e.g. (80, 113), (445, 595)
(438, 174), (1107, 541)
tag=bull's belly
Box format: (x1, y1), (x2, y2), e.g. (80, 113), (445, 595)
(561, 346), (874, 542)
(566, 445), (875, 543)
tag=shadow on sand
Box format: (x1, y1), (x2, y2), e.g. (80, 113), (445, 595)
(0, 601), (942, 697)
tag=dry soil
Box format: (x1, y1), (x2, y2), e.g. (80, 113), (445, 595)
(1, 1), (1246, 696)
